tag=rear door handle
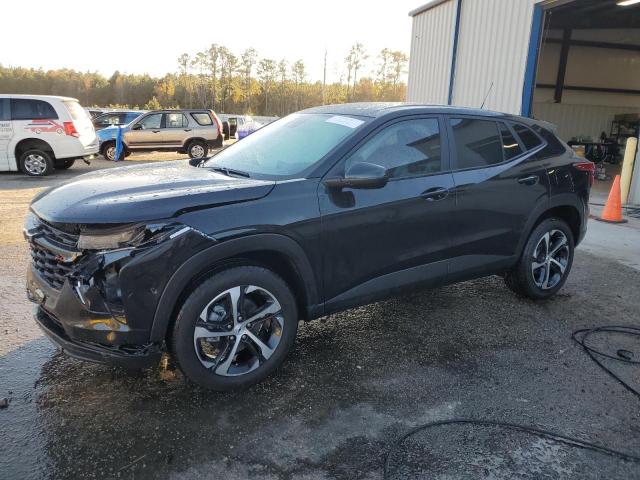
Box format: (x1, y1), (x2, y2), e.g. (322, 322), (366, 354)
(152, 129), (161, 133)
(518, 175), (538, 185)
(184, 128), (192, 132)
(421, 187), (449, 202)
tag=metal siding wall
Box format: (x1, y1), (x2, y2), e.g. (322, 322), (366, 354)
(533, 103), (640, 142)
(407, 0), (455, 104)
(452, 0), (537, 114)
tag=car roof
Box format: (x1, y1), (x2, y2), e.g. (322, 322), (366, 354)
(0, 94), (79, 102)
(300, 102), (534, 123)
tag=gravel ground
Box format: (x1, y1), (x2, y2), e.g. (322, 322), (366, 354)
(1, 157), (639, 479)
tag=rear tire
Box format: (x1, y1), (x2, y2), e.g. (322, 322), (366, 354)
(187, 140), (208, 159)
(19, 149), (54, 176)
(170, 266), (298, 390)
(505, 218), (574, 300)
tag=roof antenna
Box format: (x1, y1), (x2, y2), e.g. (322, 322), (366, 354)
(480, 82), (494, 109)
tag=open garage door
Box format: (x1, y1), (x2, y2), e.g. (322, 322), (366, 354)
(530, 0), (640, 201)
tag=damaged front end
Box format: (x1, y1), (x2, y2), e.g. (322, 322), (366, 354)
(24, 212), (213, 368)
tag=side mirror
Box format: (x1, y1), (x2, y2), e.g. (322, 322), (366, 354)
(188, 157), (209, 167)
(324, 162), (388, 190)
(131, 124), (143, 131)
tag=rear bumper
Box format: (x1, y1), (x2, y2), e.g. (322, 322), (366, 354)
(35, 307), (161, 368)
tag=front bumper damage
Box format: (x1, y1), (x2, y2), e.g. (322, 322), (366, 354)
(26, 219), (214, 368)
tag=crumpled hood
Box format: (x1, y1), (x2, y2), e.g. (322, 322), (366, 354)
(31, 161), (275, 224)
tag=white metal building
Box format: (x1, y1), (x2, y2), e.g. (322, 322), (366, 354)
(407, 0), (640, 145)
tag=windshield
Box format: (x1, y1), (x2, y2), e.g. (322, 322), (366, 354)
(203, 113), (366, 178)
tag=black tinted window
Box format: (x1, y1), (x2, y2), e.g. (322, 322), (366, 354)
(450, 118), (503, 169)
(532, 124), (566, 156)
(191, 112), (213, 126)
(10, 99), (58, 120)
(513, 123), (542, 151)
(499, 122), (523, 160)
(0, 99), (9, 121)
(346, 118), (443, 178)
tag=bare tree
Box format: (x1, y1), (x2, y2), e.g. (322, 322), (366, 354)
(291, 60), (306, 111)
(207, 44), (220, 110)
(278, 59), (287, 115)
(350, 43), (368, 99)
(240, 48), (258, 113)
(258, 59), (277, 115)
(390, 51), (408, 95)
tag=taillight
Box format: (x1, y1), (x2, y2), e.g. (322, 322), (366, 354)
(573, 160), (595, 186)
(63, 122), (80, 138)
(210, 110), (222, 135)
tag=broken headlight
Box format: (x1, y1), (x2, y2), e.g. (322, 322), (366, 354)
(77, 223), (189, 251)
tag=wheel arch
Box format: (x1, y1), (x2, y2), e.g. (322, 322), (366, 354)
(150, 233), (322, 342)
(15, 138), (55, 159)
(183, 137), (207, 149)
(517, 196), (584, 258)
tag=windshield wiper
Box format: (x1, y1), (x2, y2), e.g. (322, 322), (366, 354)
(210, 166), (251, 178)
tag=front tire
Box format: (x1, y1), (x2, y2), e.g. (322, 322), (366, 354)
(188, 140), (208, 159)
(505, 218), (574, 300)
(170, 266), (298, 390)
(19, 149), (54, 176)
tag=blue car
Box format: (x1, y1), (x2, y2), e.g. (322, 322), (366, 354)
(97, 112), (144, 160)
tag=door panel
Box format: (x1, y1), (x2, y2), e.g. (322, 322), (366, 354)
(163, 113), (189, 147)
(319, 116), (454, 311)
(125, 113), (164, 147)
(446, 117), (549, 280)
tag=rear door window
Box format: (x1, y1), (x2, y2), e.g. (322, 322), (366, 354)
(10, 99), (58, 120)
(499, 122), (523, 160)
(191, 112), (213, 126)
(449, 118), (504, 169)
(165, 113), (188, 128)
(531, 124), (566, 156)
(512, 123), (542, 151)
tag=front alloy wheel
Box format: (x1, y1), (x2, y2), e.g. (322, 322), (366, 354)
(171, 266), (298, 390)
(193, 286), (284, 376)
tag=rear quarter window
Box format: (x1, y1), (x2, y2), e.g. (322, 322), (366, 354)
(191, 112), (213, 126)
(512, 123), (542, 151)
(10, 99), (58, 120)
(532, 124), (567, 156)
(63, 101), (91, 122)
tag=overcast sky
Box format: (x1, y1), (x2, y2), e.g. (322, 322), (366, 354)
(3, 0), (419, 82)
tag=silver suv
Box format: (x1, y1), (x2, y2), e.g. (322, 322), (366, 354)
(121, 110), (223, 159)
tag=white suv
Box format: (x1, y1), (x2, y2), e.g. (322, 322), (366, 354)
(0, 95), (99, 176)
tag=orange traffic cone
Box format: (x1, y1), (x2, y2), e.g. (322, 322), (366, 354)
(594, 175), (627, 224)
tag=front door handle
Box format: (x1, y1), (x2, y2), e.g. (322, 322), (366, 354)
(152, 129), (161, 133)
(518, 175), (538, 185)
(184, 128), (192, 132)
(421, 187), (449, 202)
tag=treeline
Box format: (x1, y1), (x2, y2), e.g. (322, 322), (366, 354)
(0, 43), (407, 115)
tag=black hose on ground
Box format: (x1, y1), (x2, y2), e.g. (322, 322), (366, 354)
(384, 325), (640, 479)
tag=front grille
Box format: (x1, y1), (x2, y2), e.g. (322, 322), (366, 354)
(38, 220), (79, 249)
(28, 219), (80, 290)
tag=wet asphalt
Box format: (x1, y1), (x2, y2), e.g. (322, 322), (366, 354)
(1, 162), (640, 479)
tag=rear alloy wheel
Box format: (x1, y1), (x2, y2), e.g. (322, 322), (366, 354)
(505, 218), (574, 300)
(20, 149), (54, 176)
(188, 140), (208, 159)
(170, 267), (298, 390)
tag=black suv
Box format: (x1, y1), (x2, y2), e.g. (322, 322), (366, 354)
(25, 103), (593, 390)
